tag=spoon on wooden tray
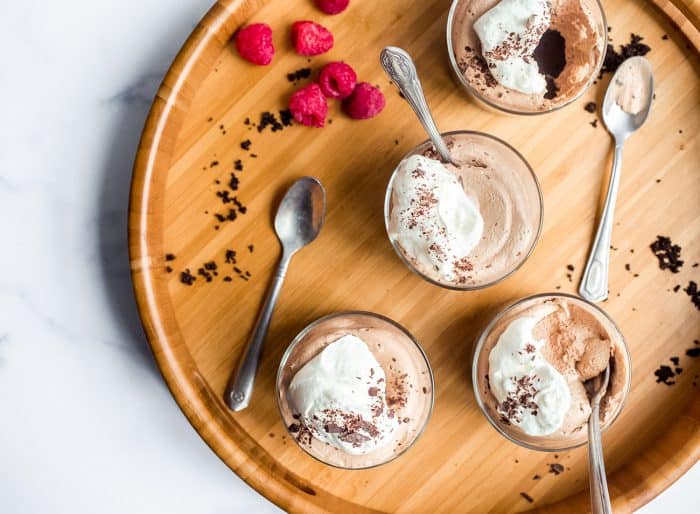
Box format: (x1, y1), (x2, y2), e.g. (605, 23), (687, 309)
(380, 46), (459, 166)
(225, 177), (326, 412)
(579, 57), (654, 303)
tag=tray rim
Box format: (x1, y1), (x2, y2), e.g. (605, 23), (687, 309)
(128, 0), (700, 512)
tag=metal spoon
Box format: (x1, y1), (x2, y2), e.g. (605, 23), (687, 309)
(587, 365), (612, 514)
(380, 46), (457, 165)
(579, 57), (654, 303)
(225, 177), (326, 412)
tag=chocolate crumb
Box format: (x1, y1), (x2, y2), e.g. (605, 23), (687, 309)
(567, 264), (575, 271)
(654, 365), (676, 385)
(684, 281), (700, 310)
(600, 33), (651, 77)
(584, 102), (597, 113)
(165, 266), (172, 273)
(223, 276), (232, 282)
(650, 235), (683, 273)
(165, 253), (176, 261)
(549, 462), (564, 475)
(520, 492), (534, 503)
(673, 285), (681, 293)
(240, 140), (252, 151)
(210, 160), (219, 168)
(533, 475), (541, 480)
(662, 34), (669, 40)
(687, 348), (700, 358)
(234, 159), (243, 171)
(286, 67), (312, 82)
(590, 119), (598, 128)
(670, 356), (680, 366)
(180, 269), (196, 286)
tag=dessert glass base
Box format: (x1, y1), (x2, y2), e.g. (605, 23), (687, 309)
(472, 292), (631, 451)
(276, 311), (434, 469)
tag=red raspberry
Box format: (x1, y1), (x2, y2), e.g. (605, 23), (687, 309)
(318, 62), (357, 99)
(315, 0), (350, 15)
(291, 21), (334, 56)
(289, 83), (328, 127)
(235, 23), (274, 65)
(342, 82), (385, 119)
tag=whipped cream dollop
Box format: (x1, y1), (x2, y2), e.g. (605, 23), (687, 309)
(488, 308), (571, 436)
(389, 155), (484, 283)
(474, 0), (551, 94)
(288, 335), (398, 454)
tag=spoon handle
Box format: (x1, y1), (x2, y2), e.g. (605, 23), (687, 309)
(588, 401), (612, 513)
(225, 254), (290, 412)
(380, 46), (454, 164)
(579, 142), (625, 303)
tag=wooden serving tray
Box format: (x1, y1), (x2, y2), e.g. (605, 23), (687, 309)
(129, 0), (700, 511)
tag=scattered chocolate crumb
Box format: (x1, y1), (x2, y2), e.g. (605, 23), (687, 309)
(207, 117), (213, 122)
(180, 269), (196, 285)
(287, 67), (312, 82)
(650, 235), (683, 273)
(257, 111), (284, 133)
(520, 492), (534, 503)
(223, 276), (232, 282)
(234, 159), (243, 171)
(210, 160), (219, 168)
(244, 117), (250, 125)
(279, 109), (294, 127)
(625, 263), (631, 271)
(670, 356), (680, 366)
(533, 474), (541, 480)
(684, 281), (700, 310)
(584, 102), (597, 113)
(688, 348), (700, 358)
(567, 264), (575, 271)
(566, 273), (573, 282)
(165, 266), (172, 273)
(654, 365), (676, 385)
(248, 244), (254, 253)
(240, 139), (252, 151)
(225, 250), (237, 264)
(165, 253), (176, 261)
(590, 119), (598, 128)
(673, 285), (681, 292)
(662, 34), (669, 40)
(250, 153), (258, 158)
(600, 33), (651, 77)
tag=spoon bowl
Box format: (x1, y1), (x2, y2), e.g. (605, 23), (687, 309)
(602, 56), (655, 139)
(274, 177), (326, 252)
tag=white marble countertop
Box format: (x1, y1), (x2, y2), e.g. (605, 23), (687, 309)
(0, 1), (696, 512)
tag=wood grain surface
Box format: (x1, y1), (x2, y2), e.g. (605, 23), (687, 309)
(128, 0), (700, 511)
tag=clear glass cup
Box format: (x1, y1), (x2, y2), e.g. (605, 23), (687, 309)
(384, 130), (543, 290)
(276, 311), (434, 469)
(472, 292), (631, 451)
(446, 0), (608, 115)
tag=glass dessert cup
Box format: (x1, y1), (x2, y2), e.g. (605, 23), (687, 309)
(276, 311), (435, 469)
(472, 292), (631, 451)
(384, 130), (543, 291)
(446, 0), (608, 115)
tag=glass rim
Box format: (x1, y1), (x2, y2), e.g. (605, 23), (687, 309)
(445, 0), (609, 116)
(383, 129), (544, 291)
(275, 310), (436, 470)
(471, 292), (632, 452)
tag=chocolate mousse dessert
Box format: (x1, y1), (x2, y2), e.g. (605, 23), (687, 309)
(277, 312), (433, 469)
(448, 0), (606, 113)
(473, 294), (630, 450)
(385, 131), (542, 289)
